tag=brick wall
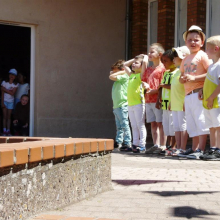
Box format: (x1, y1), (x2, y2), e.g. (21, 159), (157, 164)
(131, 0), (148, 57)
(187, 0), (207, 32)
(157, 0), (175, 50)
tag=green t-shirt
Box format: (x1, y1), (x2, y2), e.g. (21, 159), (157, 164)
(161, 69), (178, 110)
(112, 74), (129, 109)
(170, 69), (185, 111)
(127, 73), (144, 106)
(203, 62), (220, 109)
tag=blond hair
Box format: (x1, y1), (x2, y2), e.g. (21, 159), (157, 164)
(150, 43), (165, 54)
(206, 35), (220, 47)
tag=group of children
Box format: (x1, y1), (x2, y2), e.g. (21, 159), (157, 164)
(1, 68), (30, 136)
(110, 25), (220, 161)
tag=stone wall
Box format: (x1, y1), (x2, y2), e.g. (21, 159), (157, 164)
(0, 137), (113, 220)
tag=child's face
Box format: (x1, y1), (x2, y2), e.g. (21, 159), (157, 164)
(185, 32), (203, 54)
(206, 43), (217, 60)
(20, 96), (29, 106)
(9, 74), (16, 81)
(148, 47), (160, 62)
(161, 55), (175, 70)
(18, 74), (24, 83)
(131, 60), (141, 72)
(173, 56), (182, 67)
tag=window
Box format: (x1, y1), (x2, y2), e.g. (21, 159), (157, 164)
(175, 0), (187, 47)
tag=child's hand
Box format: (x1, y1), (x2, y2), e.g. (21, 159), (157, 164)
(23, 123), (28, 128)
(158, 84), (164, 89)
(168, 102), (171, 111)
(198, 89), (203, 100)
(155, 100), (161, 110)
(142, 82), (150, 90)
(109, 71), (113, 75)
(13, 120), (18, 124)
(206, 96), (214, 109)
(184, 74), (195, 82)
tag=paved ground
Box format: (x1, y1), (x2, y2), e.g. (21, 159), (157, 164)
(31, 149), (220, 220)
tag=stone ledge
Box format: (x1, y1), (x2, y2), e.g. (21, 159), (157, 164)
(0, 137), (114, 168)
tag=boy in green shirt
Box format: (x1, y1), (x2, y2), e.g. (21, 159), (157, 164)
(109, 60), (132, 151)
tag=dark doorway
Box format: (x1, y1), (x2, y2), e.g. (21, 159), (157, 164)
(0, 24), (31, 82)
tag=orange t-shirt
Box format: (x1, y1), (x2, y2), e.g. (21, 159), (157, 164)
(142, 63), (165, 103)
(180, 50), (212, 95)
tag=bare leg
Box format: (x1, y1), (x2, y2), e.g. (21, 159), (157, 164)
(171, 136), (176, 148)
(216, 127), (220, 148)
(209, 127), (216, 148)
(158, 122), (166, 146)
(181, 130), (188, 150)
(6, 109), (12, 130)
(192, 136), (199, 151)
(151, 122), (159, 145)
(2, 107), (7, 129)
(199, 134), (207, 151)
(175, 131), (181, 149)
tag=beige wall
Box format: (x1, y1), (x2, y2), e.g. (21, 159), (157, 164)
(0, 0), (126, 138)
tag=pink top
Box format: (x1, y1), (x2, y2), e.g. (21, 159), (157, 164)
(142, 63), (165, 103)
(180, 50), (212, 95)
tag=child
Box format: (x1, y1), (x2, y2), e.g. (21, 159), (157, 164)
(142, 43), (166, 154)
(13, 94), (29, 136)
(179, 25), (212, 159)
(124, 55), (146, 153)
(199, 35), (220, 160)
(109, 60), (132, 151)
(15, 72), (30, 106)
(170, 46), (190, 156)
(1, 69), (19, 136)
(156, 50), (178, 152)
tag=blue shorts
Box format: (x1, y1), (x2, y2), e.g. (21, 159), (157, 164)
(4, 101), (14, 109)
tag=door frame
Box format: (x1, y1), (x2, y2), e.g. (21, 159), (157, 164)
(0, 21), (35, 136)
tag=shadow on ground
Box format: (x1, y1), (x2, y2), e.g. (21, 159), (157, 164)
(146, 191), (219, 197)
(112, 179), (183, 185)
(172, 206), (218, 219)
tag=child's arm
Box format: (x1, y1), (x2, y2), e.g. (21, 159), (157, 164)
(141, 55), (148, 78)
(1, 86), (18, 96)
(158, 84), (171, 90)
(123, 58), (135, 76)
(183, 73), (207, 82)
(155, 87), (162, 109)
(206, 80), (220, 109)
(109, 70), (125, 81)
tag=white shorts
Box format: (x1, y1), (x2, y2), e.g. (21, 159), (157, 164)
(185, 93), (209, 137)
(145, 103), (163, 123)
(172, 111), (187, 132)
(162, 110), (175, 136)
(204, 107), (220, 128)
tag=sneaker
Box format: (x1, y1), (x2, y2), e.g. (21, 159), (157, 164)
(145, 145), (159, 154)
(119, 144), (132, 152)
(160, 146), (172, 155)
(172, 149), (184, 157)
(7, 131), (12, 136)
(132, 145), (138, 153)
(178, 148), (194, 158)
(114, 142), (122, 149)
(186, 149), (203, 159)
(200, 148), (217, 160)
(202, 148), (220, 161)
(153, 146), (166, 154)
(124, 146), (133, 152)
(135, 146), (146, 153)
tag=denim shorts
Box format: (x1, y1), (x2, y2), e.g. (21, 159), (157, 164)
(4, 101), (14, 109)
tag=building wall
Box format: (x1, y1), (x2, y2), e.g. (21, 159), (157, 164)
(0, 0), (126, 138)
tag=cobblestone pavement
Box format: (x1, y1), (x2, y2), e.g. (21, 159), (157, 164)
(31, 149), (220, 220)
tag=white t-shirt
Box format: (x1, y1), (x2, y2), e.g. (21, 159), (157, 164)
(15, 83), (30, 99)
(1, 81), (19, 103)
